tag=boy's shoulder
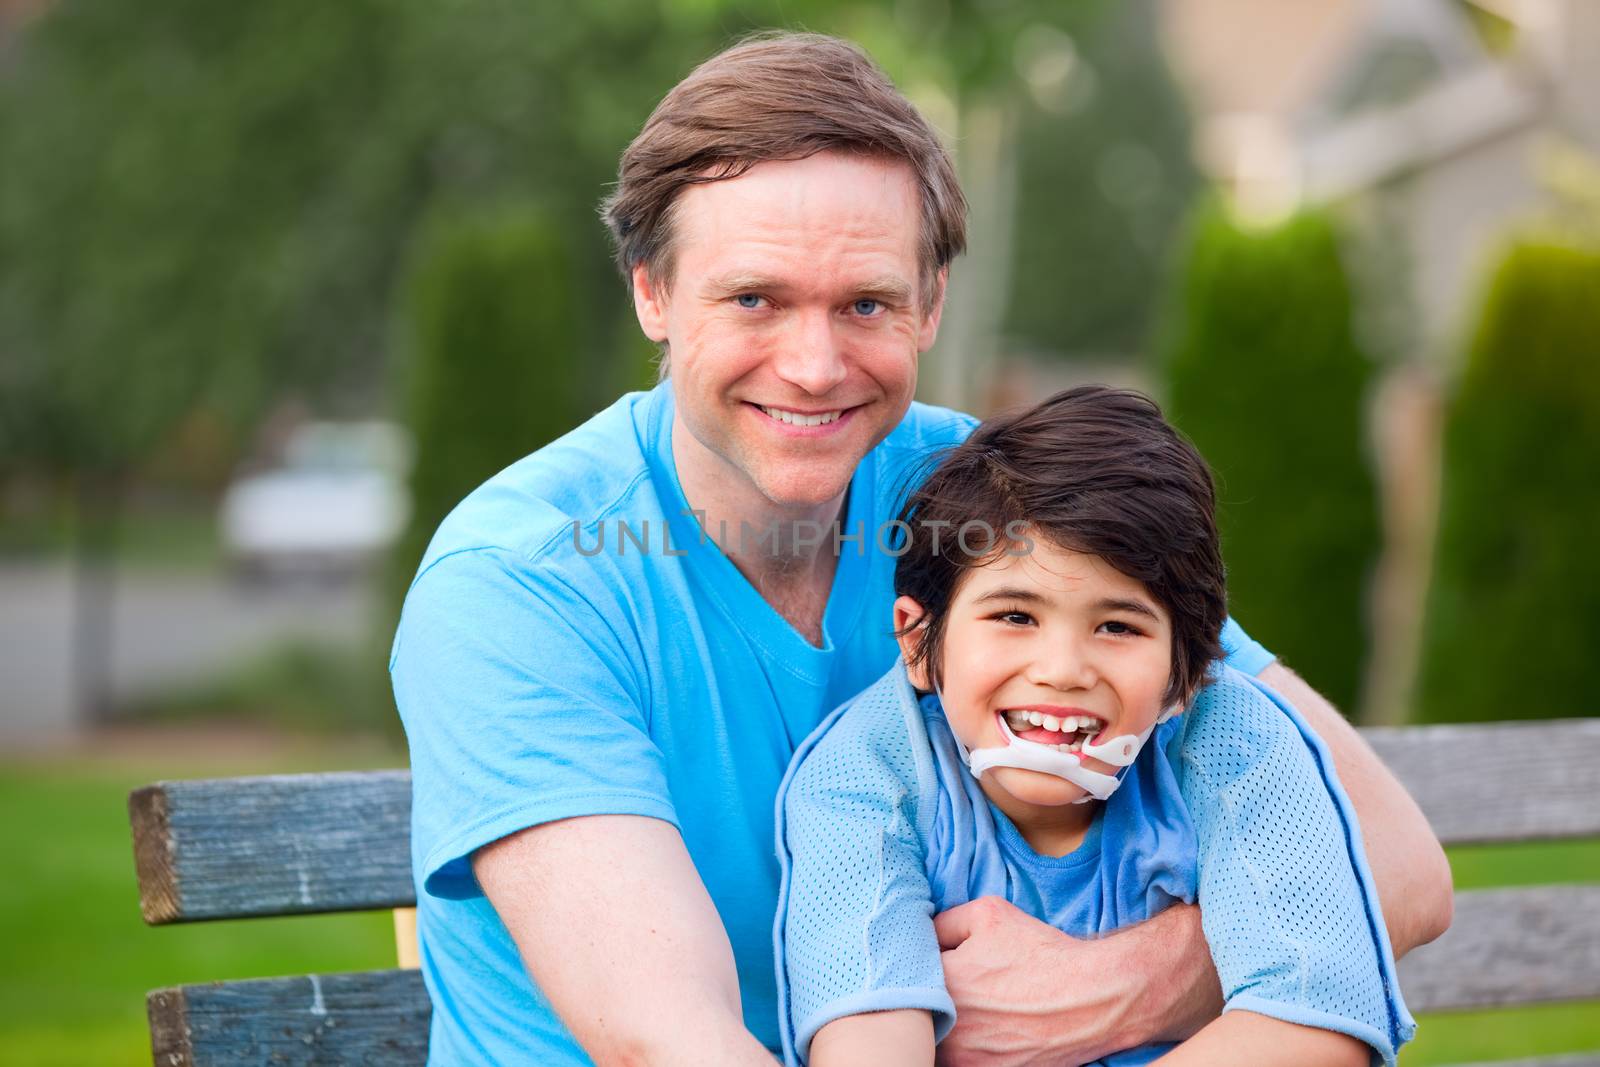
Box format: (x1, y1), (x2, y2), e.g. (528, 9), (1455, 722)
(1177, 663), (1320, 783)
(782, 661), (939, 813)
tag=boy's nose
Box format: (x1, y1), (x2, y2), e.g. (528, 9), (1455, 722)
(1026, 641), (1098, 692)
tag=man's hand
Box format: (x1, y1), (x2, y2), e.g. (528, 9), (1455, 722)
(474, 814), (776, 1066)
(933, 897), (1221, 1066)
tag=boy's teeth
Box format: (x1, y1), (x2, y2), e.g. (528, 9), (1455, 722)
(760, 405), (842, 427)
(1002, 710), (1105, 739)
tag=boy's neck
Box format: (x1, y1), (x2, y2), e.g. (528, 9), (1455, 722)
(982, 783), (1101, 858)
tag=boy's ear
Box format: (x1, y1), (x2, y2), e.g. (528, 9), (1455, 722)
(893, 595), (932, 690)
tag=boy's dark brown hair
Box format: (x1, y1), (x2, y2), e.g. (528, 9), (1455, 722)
(894, 386), (1227, 708)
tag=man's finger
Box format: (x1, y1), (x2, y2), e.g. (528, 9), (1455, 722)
(932, 899), (984, 950)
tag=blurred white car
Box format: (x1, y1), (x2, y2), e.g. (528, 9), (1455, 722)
(220, 421), (411, 576)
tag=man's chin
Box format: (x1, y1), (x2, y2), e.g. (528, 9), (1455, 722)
(755, 473), (856, 513)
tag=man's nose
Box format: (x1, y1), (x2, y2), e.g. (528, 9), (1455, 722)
(772, 309), (849, 395)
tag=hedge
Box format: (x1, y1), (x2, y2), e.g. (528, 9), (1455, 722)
(392, 206), (586, 594)
(1160, 198), (1380, 713)
(1415, 238), (1600, 722)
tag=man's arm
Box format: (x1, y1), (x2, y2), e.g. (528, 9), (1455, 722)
(1257, 661), (1453, 953)
(933, 898), (1219, 1065)
(474, 814), (775, 1067)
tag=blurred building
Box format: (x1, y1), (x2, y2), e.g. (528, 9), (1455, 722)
(1163, 0), (1599, 363)
(1161, 0), (1600, 722)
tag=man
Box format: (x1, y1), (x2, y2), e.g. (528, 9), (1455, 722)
(392, 32), (1451, 1065)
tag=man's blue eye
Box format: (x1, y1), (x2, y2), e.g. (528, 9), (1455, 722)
(736, 294), (762, 309)
(854, 299), (881, 316)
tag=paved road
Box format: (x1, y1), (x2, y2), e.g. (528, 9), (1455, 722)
(0, 561), (374, 747)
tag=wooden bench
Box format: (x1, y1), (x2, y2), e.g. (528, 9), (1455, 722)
(128, 720), (1600, 1065)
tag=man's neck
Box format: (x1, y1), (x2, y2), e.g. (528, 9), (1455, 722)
(672, 416), (847, 646)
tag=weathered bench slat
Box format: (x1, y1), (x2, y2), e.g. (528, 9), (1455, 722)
(129, 771), (414, 923)
(1363, 719), (1600, 845)
(138, 895), (1600, 1066)
(127, 720), (1600, 923)
(1398, 885), (1600, 1012)
(147, 968), (429, 1066)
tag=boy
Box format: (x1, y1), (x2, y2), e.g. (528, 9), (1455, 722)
(775, 387), (1412, 1066)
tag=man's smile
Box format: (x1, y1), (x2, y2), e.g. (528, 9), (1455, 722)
(745, 400), (862, 436)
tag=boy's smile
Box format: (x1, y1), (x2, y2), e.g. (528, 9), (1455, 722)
(896, 536), (1175, 850)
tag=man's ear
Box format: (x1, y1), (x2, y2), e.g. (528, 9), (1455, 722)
(916, 266), (948, 353)
(893, 594), (933, 689)
(632, 263), (669, 343)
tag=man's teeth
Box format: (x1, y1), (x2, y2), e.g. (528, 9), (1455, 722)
(759, 405), (843, 427)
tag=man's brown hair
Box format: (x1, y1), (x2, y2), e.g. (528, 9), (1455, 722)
(600, 31), (967, 310)
(894, 386), (1228, 708)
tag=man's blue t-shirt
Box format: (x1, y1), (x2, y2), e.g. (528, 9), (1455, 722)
(391, 382), (1274, 1064)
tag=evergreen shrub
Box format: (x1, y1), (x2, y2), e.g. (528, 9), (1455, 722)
(1416, 238), (1600, 722)
(392, 206), (585, 594)
(1160, 198), (1379, 713)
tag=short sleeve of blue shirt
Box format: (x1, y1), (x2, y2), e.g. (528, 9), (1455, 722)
(1219, 616), (1275, 676)
(775, 688), (954, 1065)
(1176, 668), (1415, 1065)
(393, 545), (674, 899)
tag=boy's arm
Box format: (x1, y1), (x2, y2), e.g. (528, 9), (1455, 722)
(776, 693), (952, 1066)
(1154, 1011), (1368, 1067)
(810, 1011), (935, 1067)
(1257, 661), (1453, 953)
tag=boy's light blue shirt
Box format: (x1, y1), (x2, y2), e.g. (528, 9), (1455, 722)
(775, 661), (1414, 1067)
(392, 382), (1278, 1064)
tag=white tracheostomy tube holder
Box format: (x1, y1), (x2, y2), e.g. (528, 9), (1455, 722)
(944, 688), (1181, 803)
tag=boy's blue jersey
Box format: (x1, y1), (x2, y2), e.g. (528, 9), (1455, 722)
(775, 661), (1415, 1066)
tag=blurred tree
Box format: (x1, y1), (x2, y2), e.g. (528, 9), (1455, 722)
(1, 0), (1153, 721)
(1415, 238), (1600, 722)
(391, 206), (584, 594)
(1004, 0), (1200, 361)
(0, 0), (422, 717)
(1160, 198), (1380, 714)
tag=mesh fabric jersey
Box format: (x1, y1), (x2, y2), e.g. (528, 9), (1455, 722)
(774, 661), (1414, 1066)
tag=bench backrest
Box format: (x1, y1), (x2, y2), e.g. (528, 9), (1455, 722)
(129, 719), (1600, 1065)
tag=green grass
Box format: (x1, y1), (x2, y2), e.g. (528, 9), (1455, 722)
(4, 740), (1597, 1064)
(0, 740), (404, 1067)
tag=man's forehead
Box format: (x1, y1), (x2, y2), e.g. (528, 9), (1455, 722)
(670, 153), (922, 262)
